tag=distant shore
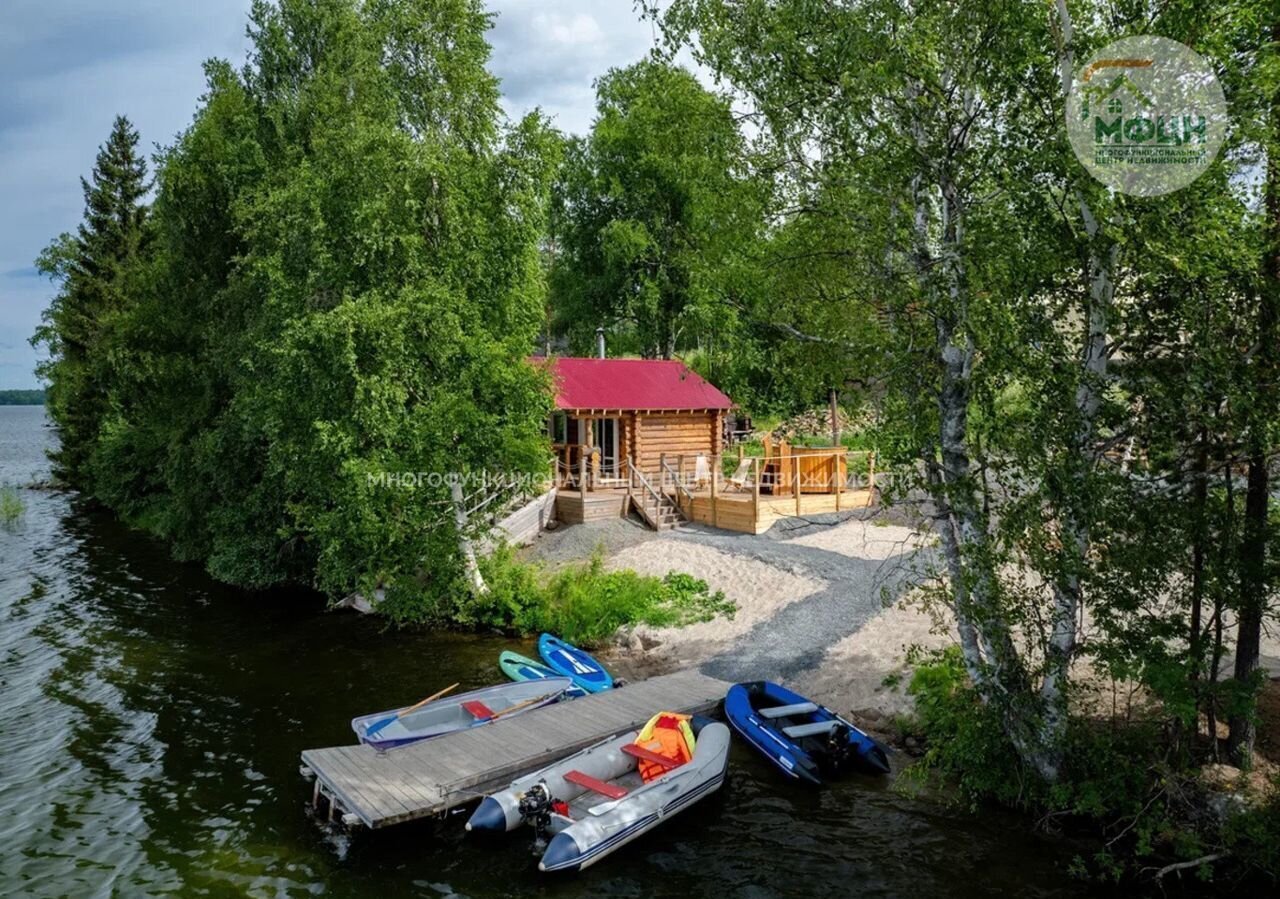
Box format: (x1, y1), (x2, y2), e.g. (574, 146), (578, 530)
(0, 390), (45, 406)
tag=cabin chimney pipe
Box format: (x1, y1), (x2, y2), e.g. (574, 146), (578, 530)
(595, 327), (606, 359)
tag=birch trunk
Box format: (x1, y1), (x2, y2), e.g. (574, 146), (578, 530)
(1029, 0), (1119, 782)
(451, 478), (489, 597)
(908, 108), (1020, 700)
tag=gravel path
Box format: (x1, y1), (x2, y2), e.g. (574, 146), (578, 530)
(673, 515), (926, 682)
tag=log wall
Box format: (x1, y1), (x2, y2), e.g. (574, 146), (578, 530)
(632, 412), (718, 474)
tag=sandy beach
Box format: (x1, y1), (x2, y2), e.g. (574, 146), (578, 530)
(524, 509), (1280, 736)
(524, 511), (939, 723)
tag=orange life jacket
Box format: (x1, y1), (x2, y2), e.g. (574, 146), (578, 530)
(635, 712), (696, 782)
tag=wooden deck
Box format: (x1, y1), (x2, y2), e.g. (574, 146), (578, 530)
(675, 486), (875, 534)
(300, 669), (729, 829)
(553, 484), (875, 534)
(555, 487), (630, 524)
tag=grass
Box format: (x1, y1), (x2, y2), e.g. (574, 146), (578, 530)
(0, 486), (24, 527)
(463, 546), (736, 646)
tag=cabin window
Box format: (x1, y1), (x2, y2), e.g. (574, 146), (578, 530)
(550, 412), (568, 444)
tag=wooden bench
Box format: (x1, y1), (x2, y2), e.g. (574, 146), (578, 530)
(621, 742), (681, 769)
(461, 700), (496, 719)
(563, 769), (628, 799)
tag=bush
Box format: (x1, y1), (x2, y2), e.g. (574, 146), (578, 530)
(385, 544), (734, 646)
(903, 646), (1034, 809)
(1224, 786), (1280, 884)
(0, 486), (24, 527)
(901, 646), (1280, 885)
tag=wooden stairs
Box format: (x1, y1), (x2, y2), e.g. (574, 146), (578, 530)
(629, 459), (685, 531)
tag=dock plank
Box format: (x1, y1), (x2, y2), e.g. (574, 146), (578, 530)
(302, 669), (728, 828)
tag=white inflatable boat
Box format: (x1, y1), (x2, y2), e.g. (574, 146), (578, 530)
(466, 711), (730, 872)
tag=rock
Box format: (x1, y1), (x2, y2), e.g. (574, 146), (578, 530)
(1200, 763), (1243, 792)
(1206, 791), (1250, 822)
(904, 736), (919, 750)
(334, 588), (383, 614)
(851, 707), (885, 724)
(638, 633), (663, 651)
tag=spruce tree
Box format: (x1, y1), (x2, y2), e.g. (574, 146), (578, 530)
(32, 115), (149, 485)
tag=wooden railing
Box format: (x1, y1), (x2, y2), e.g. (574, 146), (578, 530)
(659, 456), (694, 514)
(627, 456), (683, 529)
(552, 443), (624, 491)
(662, 449), (875, 495)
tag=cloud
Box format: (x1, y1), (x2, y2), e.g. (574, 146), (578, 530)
(489, 1), (656, 134)
(0, 1), (251, 388)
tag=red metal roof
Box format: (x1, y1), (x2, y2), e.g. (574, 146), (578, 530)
(536, 357), (734, 411)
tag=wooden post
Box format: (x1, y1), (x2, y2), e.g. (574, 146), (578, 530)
(737, 444), (744, 463)
(794, 452), (802, 516)
(752, 456), (761, 530)
(835, 452), (842, 512)
(868, 451), (877, 500)
(710, 452), (719, 528)
(586, 420), (597, 490)
(677, 454), (685, 509)
(829, 387), (840, 446)
(660, 452), (667, 496)
(579, 452), (587, 494)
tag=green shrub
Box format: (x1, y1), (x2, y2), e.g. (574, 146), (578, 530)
(900, 646), (1271, 884)
(415, 545), (735, 646)
(903, 646), (1033, 809)
(0, 486), (24, 527)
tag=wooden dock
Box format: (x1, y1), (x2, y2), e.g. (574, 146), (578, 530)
(300, 669), (729, 829)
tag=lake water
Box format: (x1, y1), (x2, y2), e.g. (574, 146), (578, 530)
(0, 405), (1091, 897)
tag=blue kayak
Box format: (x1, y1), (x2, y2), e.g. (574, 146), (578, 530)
(725, 681), (890, 783)
(498, 650), (587, 698)
(536, 633), (614, 694)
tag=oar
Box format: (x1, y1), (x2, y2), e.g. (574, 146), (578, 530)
(478, 690), (562, 723)
(365, 682), (459, 738)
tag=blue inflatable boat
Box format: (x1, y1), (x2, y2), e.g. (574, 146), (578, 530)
(537, 633), (614, 694)
(725, 681), (890, 783)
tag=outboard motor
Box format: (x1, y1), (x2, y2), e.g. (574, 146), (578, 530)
(518, 783), (554, 852)
(825, 722), (854, 770)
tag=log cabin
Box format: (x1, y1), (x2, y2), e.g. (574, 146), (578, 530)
(533, 355), (875, 533)
(541, 356), (733, 484)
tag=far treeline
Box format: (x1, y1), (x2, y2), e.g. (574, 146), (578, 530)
(30, 0), (1280, 884)
(0, 389), (45, 405)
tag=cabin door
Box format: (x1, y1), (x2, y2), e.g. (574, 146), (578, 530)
(592, 418), (621, 480)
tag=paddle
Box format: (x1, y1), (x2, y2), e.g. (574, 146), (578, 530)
(364, 682), (459, 738)
(476, 690), (561, 723)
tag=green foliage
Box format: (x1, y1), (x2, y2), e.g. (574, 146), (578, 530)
(399, 545), (737, 646)
(905, 647), (1032, 809)
(31, 116), (149, 485)
(0, 487), (24, 527)
(549, 59), (765, 362)
(1224, 781), (1280, 884)
(903, 647), (1280, 883)
(32, 1), (561, 616)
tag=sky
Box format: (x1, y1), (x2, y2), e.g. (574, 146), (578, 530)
(0, 1), (662, 389)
